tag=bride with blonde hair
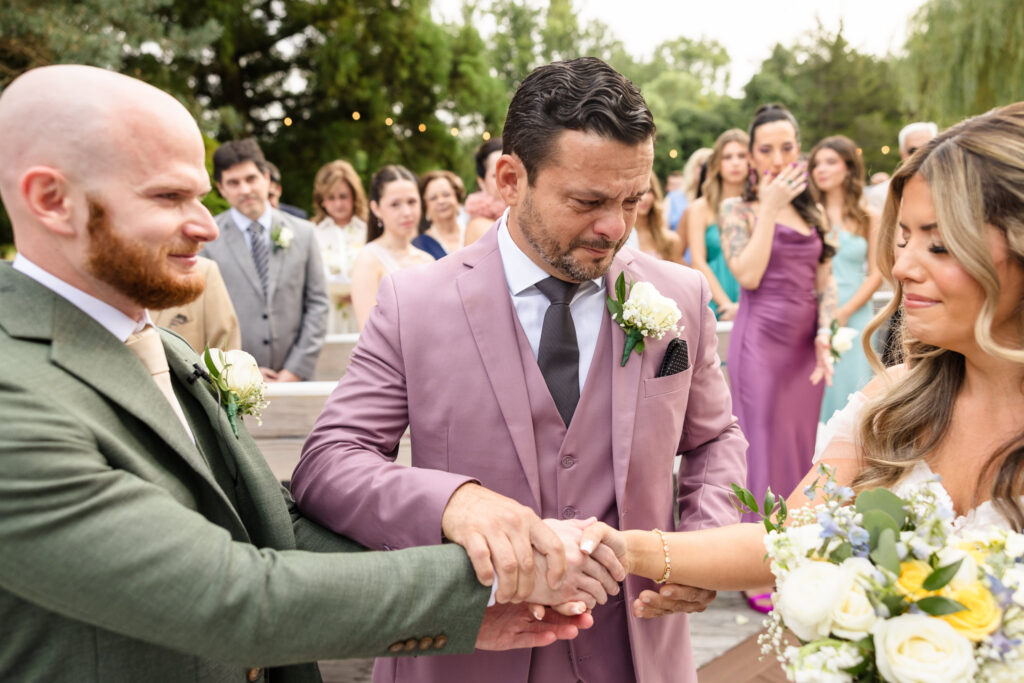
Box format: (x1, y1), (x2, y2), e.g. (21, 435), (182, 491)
(583, 101), (1024, 599)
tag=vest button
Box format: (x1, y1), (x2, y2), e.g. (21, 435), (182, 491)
(560, 506), (577, 520)
(560, 455), (576, 469)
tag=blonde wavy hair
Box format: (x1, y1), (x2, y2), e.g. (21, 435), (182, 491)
(854, 103), (1024, 529)
(311, 159), (368, 225)
(701, 128), (749, 222)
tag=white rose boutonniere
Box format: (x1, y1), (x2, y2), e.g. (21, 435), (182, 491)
(606, 273), (682, 367)
(202, 347), (269, 437)
(271, 226), (293, 252)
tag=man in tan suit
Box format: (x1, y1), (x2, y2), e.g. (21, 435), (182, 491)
(151, 255), (242, 352)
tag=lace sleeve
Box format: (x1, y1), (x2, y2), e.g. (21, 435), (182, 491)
(813, 392), (868, 463)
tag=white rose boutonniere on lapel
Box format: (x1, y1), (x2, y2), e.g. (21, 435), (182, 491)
(271, 225), (293, 252)
(202, 347), (269, 437)
(606, 272), (683, 367)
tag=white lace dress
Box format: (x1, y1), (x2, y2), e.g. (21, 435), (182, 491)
(814, 392), (1013, 533)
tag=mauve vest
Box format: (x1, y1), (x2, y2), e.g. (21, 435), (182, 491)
(513, 312), (637, 683)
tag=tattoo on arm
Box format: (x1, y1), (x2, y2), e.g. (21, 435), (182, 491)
(817, 266), (838, 328)
(721, 199), (754, 263)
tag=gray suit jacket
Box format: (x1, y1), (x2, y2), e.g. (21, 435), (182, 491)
(204, 210), (329, 379)
(0, 263), (489, 683)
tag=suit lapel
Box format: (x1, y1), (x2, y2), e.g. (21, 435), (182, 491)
(47, 308), (227, 496)
(606, 251), (644, 506)
(220, 218), (264, 298)
(456, 239), (542, 509)
(267, 211), (285, 303)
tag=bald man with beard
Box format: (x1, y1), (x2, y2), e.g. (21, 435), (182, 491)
(0, 65), (604, 682)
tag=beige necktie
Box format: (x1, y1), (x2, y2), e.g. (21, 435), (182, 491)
(125, 325), (194, 440)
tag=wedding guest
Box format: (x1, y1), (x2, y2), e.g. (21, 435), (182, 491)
(720, 104), (836, 586)
(464, 137), (507, 245)
(685, 129), (749, 321)
(584, 101), (1024, 593)
(413, 170), (467, 259)
(311, 159), (369, 334)
(349, 165), (433, 329)
(265, 161), (308, 219)
(633, 173), (682, 262)
(663, 169), (687, 232)
(809, 135), (882, 421)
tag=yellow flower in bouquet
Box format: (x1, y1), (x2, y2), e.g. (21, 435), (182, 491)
(897, 560), (948, 600)
(941, 581), (1002, 642)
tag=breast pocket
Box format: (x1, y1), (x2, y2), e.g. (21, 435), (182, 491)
(642, 367), (691, 398)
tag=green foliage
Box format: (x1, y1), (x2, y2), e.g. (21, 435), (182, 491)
(903, 0), (1024, 124)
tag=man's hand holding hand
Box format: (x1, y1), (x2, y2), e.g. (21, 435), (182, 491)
(441, 483), (565, 603)
(475, 602), (594, 651)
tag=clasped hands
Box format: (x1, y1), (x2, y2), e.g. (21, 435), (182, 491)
(442, 484), (715, 650)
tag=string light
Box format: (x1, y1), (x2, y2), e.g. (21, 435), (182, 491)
(482, 131), (491, 141)
(352, 111), (361, 121)
(418, 123), (427, 132)
(283, 117), (292, 127)
(385, 117), (393, 126)
(669, 149), (678, 159)
(450, 127), (459, 136)
(881, 145), (891, 155)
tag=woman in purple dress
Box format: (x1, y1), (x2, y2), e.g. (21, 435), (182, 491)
(720, 105), (837, 609)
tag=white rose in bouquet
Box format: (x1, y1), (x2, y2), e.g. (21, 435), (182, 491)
(936, 544), (980, 590)
(829, 558), (879, 640)
(776, 561), (846, 641)
(873, 614), (977, 683)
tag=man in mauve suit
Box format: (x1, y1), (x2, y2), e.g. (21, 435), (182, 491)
(292, 57), (748, 683)
(203, 139), (329, 382)
(0, 65), (599, 682)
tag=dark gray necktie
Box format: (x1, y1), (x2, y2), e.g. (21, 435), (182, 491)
(247, 222), (269, 294)
(536, 276), (581, 426)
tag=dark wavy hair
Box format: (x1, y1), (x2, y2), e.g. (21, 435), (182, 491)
(502, 57), (655, 184)
(743, 104), (834, 262)
(366, 165), (418, 242)
(474, 138), (503, 182)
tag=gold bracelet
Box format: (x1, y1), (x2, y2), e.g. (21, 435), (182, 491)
(652, 528), (671, 584)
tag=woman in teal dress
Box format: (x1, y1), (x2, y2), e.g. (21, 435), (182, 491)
(809, 135), (882, 421)
(686, 129), (749, 320)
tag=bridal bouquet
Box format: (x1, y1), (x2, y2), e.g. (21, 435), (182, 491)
(733, 467), (1024, 682)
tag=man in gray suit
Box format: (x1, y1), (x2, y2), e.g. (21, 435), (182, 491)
(0, 64), (607, 682)
(204, 139), (329, 381)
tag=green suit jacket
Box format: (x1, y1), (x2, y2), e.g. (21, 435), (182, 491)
(0, 263), (489, 682)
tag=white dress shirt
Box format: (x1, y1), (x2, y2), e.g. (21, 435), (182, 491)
(496, 212), (605, 393)
(12, 255), (151, 340)
(230, 206), (274, 251)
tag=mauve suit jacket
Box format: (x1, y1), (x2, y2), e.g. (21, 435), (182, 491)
(291, 227), (748, 683)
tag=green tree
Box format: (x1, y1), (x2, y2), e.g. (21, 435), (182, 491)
(742, 26), (908, 175)
(902, 0), (1024, 123)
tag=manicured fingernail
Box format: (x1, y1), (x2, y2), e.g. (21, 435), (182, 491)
(642, 596), (652, 604)
(573, 603), (585, 615)
(532, 607), (543, 620)
(580, 540), (595, 554)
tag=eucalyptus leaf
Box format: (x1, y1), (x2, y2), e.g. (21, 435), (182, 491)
(870, 528), (900, 575)
(856, 489), (908, 529)
(861, 509), (901, 549)
(923, 559), (965, 592)
(917, 596), (967, 616)
(829, 542), (854, 563)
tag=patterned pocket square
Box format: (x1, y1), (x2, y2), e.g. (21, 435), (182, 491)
(656, 338), (689, 377)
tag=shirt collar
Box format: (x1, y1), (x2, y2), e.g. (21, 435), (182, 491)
(496, 210), (603, 296)
(230, 205), (273, 233)
(12, 254), (152, 341)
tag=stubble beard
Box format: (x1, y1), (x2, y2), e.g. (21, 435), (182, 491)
(85, 197), (206, 310)
(517, 192), (624, 282)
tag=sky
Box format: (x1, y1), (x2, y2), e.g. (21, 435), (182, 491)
(432, 0), (928, 95)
